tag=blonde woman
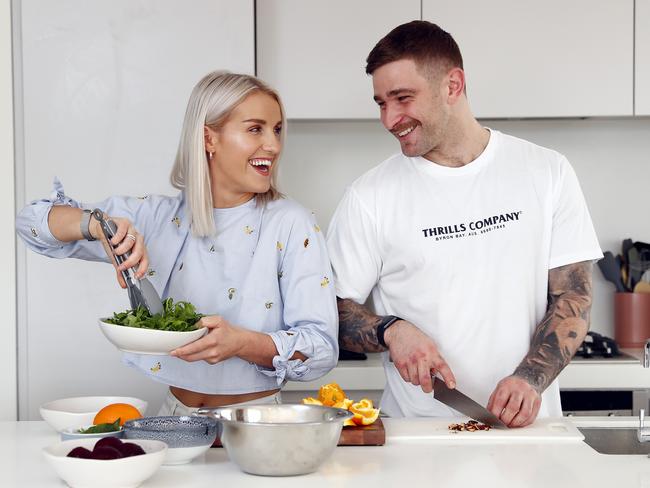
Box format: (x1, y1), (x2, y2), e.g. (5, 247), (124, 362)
(16, 71), (338, 414)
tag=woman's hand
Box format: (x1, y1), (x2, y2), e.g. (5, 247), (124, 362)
(171, 316), (248, 364)
(89, 215), (149, 288)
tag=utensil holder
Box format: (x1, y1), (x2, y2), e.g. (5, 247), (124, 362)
(614, 292), (650, 347)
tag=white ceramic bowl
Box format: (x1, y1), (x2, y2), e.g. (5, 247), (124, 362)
(40, 396), (148, 432)
(164, 444), (212, 465)
(43, 438), (167, 488)
(60, 425), (124, 442)
(98, 319), (207, 355)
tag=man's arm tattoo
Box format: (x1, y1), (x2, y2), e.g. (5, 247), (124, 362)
(337, 297), (388, 353)
(513, 261), (593, 393)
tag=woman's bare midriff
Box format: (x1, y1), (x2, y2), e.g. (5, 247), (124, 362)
(169, 386), (280, 408)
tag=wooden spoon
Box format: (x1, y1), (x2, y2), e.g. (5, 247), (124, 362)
(633, 281), (650, 294)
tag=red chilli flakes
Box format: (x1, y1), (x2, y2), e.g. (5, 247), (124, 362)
(448, 420), (491, 432)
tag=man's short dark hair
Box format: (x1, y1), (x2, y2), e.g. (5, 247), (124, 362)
(366, 21), (463, 77)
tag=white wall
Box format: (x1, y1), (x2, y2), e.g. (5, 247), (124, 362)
(278, 117), (650, 339)
(0, 0), (17, 420)
(15, 0), (255, 420)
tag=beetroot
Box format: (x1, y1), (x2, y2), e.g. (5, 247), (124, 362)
(119, 442), (146, 457)
(94, 436), (124, 451)
(90, 446), (123, 460)
(65, 437), (146, 460)
(66, 447), (93, 458)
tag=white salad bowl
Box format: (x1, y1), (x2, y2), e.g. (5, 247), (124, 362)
(40, 396), (148, 432)
(98, 319), (207, 355)
(43, 438), (167, 488)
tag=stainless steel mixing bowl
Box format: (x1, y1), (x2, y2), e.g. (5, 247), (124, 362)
(195, 403), (353, 476)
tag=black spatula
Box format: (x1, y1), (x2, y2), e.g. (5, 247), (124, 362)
(597, 251), (626, 292)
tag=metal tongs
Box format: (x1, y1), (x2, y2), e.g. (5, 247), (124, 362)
(92, 209), (163, 315)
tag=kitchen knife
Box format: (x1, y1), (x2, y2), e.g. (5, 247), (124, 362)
(432, 377), (508, 429)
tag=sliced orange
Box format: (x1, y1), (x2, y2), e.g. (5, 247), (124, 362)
(333, 398), (353, 410)
(317, 383), (346, 407)
(349, 398), (380, 426)
(302, 397), (323, 406)
(93, 403), (142, 426)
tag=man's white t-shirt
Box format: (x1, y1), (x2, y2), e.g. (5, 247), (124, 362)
(327, 129), (602, 418)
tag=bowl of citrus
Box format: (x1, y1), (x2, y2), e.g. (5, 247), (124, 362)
(302, 383), (380, 427)
(60, 402), (144, 441)
(40, 396), (147, 432)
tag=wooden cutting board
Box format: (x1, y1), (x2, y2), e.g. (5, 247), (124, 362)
(338, 418), (385, 446)
(211, 418), (386, 448)
(388, 417), (583, 442)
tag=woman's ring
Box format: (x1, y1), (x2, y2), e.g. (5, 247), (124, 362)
(126, 233), (137, 242)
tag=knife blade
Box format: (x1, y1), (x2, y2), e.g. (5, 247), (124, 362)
(432, 377), (507, 429)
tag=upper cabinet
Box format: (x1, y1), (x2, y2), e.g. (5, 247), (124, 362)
(256, 0), (420, 119)
(423, 0), (634, 118)
(636, 0), (650, 115)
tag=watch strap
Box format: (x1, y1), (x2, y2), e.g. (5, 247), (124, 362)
(80, 209), (96, 241)
(377, 315), (402, 348)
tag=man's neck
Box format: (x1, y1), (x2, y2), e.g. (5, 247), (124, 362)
(423, 117), (490, 168)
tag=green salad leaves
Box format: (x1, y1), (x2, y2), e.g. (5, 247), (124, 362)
(105, 298), (202, 332)
(79, 419), (121, 434)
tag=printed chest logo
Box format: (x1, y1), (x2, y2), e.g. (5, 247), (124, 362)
(421, 211), (523, 242)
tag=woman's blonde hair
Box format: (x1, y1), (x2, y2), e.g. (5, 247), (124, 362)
(170, 71), (285, 237)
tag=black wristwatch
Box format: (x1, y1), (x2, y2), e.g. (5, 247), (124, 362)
(376, 315), (402, 348)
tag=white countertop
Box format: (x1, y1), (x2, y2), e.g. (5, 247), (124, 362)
(4, 418), (650, 488)
(284, 348), (650, 392)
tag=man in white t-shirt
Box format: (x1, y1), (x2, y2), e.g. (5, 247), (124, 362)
(327, 21), (602, 427)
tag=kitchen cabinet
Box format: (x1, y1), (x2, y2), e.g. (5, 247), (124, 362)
(256, 0), (420, 119)
(15, 0), (254, 420)
(636, 0), (650, 115)
(422, 0), (634, 118)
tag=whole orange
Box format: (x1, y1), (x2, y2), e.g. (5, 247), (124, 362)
(93, 403), (142, 426)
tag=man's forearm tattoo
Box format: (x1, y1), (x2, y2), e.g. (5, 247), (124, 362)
(514, 261), (593, 393)
(337, 297), (388, 353)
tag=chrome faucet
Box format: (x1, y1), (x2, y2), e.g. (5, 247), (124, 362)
(638, 409), (650, 443)
(644, 339), (650, 368)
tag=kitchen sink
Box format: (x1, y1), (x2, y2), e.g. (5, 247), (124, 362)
(579, 427), (650, 455)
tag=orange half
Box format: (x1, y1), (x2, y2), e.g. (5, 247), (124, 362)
(317, 383), (346, 407)
(349, 399), (380, 426)
(93, 403), (142, 426)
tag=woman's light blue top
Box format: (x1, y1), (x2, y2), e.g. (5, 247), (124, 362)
(16, 180), (338, 394)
